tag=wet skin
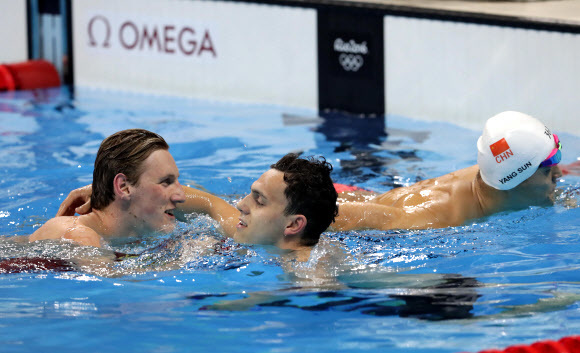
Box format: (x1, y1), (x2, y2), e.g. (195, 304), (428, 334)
(333, 164), (563, 232)
(30, 149), (186, 247)
(512, 165), (562, 205)
(235, 169), (305, 249)
(123, 149), (186, 235)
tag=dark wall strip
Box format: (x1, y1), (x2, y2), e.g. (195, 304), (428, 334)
(317, 7), (384, 115)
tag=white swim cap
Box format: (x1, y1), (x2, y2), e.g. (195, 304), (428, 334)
(477, 111), (556, 190)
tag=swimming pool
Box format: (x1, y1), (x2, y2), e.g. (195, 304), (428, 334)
(1, 87), (579, 353)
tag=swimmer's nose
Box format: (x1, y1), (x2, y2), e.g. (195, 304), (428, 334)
(553, 165), (563, 181)
(172, 180), (186, 203)
(236, 194), (250, 215)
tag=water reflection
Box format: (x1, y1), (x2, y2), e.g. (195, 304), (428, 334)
(189, 273), (480, 321)
(284, 111), (430, 187)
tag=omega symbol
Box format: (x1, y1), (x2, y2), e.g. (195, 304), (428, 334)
(88, 15), (111, 48)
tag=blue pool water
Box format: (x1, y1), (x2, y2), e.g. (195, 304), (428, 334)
(1, 88), (579, 353)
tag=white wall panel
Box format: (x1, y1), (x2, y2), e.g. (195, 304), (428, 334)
(0, 0), (28, 62)
(73, 0), (317, 108)
(385, 15), (580, 135)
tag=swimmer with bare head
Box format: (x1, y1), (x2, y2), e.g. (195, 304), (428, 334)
(332, 111), (564, 231)
(57, 153), (338, 252)
(30, 129), (186, 247)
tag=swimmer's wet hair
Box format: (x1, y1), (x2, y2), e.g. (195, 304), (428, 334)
(91, 129), (169, 210)
(271, 153), (338, 246)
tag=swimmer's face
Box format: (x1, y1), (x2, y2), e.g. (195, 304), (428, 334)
(126, 149), (186, 234)
(517, 165), (562, 205)
(235, 169), (296, 246)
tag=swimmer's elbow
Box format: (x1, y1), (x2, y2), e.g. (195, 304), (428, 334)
(217, 216), (238, 239)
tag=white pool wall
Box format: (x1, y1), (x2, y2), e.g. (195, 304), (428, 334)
(7, 0), (580, 135)
(0, 0), (28, 62)
(72, 0), (318, 109)
(385, 15), (580, 134)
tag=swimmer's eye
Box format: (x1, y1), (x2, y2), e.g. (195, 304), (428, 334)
(160, 176), (176, 186)
(252, 192), (265, 206)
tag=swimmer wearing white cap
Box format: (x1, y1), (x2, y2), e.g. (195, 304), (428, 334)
(332, 111), (564, 231)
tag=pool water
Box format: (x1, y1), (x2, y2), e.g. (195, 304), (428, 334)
(1, 88), (579, 353)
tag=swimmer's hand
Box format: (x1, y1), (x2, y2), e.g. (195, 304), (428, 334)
(56, 184), (92, 216)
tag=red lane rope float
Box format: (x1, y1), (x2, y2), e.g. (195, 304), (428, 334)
(473, 336), (580, 353)
(0, 257), (74, 274)
(0, 64), (16, 90)
(333, 183), (370, 193)
(0, 60), (60, 90)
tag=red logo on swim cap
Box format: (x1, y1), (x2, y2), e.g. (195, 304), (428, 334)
(490, 138), (510, 157)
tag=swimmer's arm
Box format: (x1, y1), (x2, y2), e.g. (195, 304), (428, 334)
(331, 202), (404, 231)
(332, 202), (445, 231)
(174, 186), (238, 238)
(30, 218), (103, 247)
(56, 184), (240, 236)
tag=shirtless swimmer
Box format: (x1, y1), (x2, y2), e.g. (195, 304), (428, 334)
(333, 111), (564, 231)
(29, 129), (186, 247)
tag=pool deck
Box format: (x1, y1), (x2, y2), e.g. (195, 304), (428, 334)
(329, 0), (580, 25)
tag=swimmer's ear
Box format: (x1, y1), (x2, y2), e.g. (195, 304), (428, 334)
(284, 214), (307, 237)
(113, 173), (131, 200)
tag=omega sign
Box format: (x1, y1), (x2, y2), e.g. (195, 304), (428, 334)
(87, 15), (217, 57)
(333, 38), (368, 72)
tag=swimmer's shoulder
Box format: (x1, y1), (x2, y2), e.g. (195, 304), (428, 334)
(416, 165), (479, 187)
(374, 165), (479, 207)
(401, 165), (480, 194)
(30, 216), (75, 241)
(30, 216), (102, 247)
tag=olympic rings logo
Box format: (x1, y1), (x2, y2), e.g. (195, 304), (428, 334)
(339, 53), (364, 72)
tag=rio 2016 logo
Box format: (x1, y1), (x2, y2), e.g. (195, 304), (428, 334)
(333, 38), (367, 72)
